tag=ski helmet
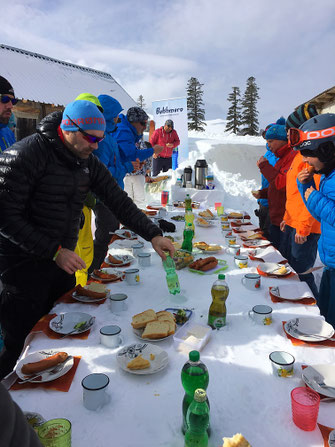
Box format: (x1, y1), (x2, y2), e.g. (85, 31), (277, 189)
(291, 113), (335, 162)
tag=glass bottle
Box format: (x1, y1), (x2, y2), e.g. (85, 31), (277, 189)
(208, 274), (229, 329)
(181, 351), (209, 434)
(181, 223), (194, 252)
(162, 255), (180, 295)
(184, 389), (210, 447)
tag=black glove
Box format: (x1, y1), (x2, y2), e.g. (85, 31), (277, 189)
(158, 219), (176, 233)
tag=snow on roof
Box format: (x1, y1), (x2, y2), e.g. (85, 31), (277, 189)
(0, 44), (136, 110)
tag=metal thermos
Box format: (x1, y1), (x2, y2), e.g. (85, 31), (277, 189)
(194, 159), (208, 189)
(182, 166), (193, 187)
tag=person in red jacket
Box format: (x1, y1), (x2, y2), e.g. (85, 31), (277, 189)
(254, 118), (297, 249)
(150, 119), (180, 176)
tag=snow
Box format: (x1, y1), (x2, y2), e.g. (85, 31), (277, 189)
(8, 121), (334, 447)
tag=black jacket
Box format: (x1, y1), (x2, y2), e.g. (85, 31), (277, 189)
(0, 112), (162, 267)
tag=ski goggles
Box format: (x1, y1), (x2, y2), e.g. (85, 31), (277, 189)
(66, 115), (105, 144)
(0, 95), (18, 105)
(289, 126), (335, 147)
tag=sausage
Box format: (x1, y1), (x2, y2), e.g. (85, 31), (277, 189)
(189, 257), (218, 271)
(108, 254), (123, 265)
(201, 261), (218, 271)
(21, 352), (68, 375)
(76, 285), (106, 299)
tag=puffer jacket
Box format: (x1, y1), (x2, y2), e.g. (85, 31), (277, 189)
(150, 126), (180, 158)
(0, 124), (15, 152)
(298, 169), (335, 268)
(0, 112), (162, 268)
(284, 152), (321, 236)
(94, 95), (133, 189)
(115, 114), (153, 162)
(258, 143), (296, 225)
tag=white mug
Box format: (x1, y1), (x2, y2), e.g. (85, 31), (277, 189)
(124, 268), (140, 285)
(137, 252), (151, 267)
(221, 222), (231, 230)
(226, 244), (241, 256)
(82, 373), (110, 411)
(109, 293), (127, 313)
(100, 325), (122, 348)
(241, 273), (261, 290)
(234, 255), (248, 268)
(225, 234), (237, 246)
(248, 304), (272, 325)
(131, 242), (144, 257)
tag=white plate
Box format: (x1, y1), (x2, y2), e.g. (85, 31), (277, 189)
(91, 268), (124, 283)
(198, 245), (223, 254)
(105, 254), (134, 267)
(258, 263), (292, 276)
(329, 430), (335, 447)
(147, 202), (164, 210)
(196, 221), (213, 228)
(16, 350), (74, 383)
(49, 312), (95, 335)
(302, 365), (335, 398)
(243, 239), (272, 247)
(114, 229), (137, 239)
(285, 317), (335, 342)
(270, 284), (313, 301)
(72, 290), (110, 303)
(132, 327), (172, 342)
(117, 343), (169, 375)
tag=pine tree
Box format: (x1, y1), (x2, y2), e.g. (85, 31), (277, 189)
(187, 77), (206, 131)
(137, 95), (146, 109)
(240, 76), (260, 136)
(226, 87), (242, 134)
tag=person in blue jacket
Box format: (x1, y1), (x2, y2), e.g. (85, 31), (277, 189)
(115, 106), (163, 164)
(294, 113), (335, 327)
(0, 76), (16, 153)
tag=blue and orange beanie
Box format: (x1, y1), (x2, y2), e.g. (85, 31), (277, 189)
(61, 100), (106, 132)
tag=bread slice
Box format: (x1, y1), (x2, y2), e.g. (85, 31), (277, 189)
(222, 434), (251, 447)
(142, 321), (170, 339)
(85, 283), (106, 293)
(165, 320), (176, 336)
(127, 355), (150, 370)
(156, 311), (175, 322)
(131, 309), (157, 329)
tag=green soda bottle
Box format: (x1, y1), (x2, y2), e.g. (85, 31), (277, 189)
(181, 223), (194, 252)
(162, 255), (180, 295)
(184, 193), (192, 212)
(181, 351), (209, 434)
(185, 210), (195, 232)
(208, 274), (229, 330)
(184, 389), (210, 447)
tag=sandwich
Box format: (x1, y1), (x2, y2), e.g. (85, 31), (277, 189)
(222, 433), (251, 447)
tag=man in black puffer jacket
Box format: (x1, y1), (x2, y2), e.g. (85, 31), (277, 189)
(0, 100), (174, 378)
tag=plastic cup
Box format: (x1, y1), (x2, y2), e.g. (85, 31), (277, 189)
(38, 418), (71, 446)
(161, 191), (169, 206)
(291, 387), (320, 431)
(214, 202), (221, 210)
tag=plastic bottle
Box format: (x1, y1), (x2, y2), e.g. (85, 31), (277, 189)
(185, 211), (195, 232)
(184, 193), (192, 212)
(162, 255), (180, 295)
(184, 389), (210, 447)
(208, 274), (229, 329)
(181, 351), (209, 434)
(181, 223), (194, 252)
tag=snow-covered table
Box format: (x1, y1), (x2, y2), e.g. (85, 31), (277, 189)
(8, 211), (335, 447)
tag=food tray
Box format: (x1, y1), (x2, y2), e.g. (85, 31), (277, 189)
(173, 322), (211, 352)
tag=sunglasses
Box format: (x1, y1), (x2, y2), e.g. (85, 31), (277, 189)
(140, 121), (147, 127)
(66, 115), (105, 144)
(0, 95), (18, 105)
(288, 126), (335, 147)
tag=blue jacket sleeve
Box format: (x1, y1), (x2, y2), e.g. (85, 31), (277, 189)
(117, 128), (153, 162)
(306, 189), (335, 226)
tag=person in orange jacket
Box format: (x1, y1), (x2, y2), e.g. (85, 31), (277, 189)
(280, 104), (321, 297)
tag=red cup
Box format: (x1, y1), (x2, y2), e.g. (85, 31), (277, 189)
(161, 190), (169, 207)
(291, 387), (320, 431)
(215, 202), (222, 210)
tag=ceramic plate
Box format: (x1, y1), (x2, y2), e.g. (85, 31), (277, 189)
(132, 327), (172, 342)
(270, 284), (313, 301)
(72, 290), (110, 303)
(117, 343), (169, 375)
(16, 350), (74, 382)
(91, 268), (124, 283)
(302, 365), (335, 398)
(243, 239), (272, 248)
(258, 263), (292, 276)
(105, 254), (134, 267)
(196, 220), (213, 228)
(49, 312), (95, 335)
(114, 229), (137, 239)
(284, 317), (335, 342)
(198, 245), (223, 254)
(329, 430), (335, 447)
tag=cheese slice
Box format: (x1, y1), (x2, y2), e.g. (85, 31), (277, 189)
(127, 355), (150, 370)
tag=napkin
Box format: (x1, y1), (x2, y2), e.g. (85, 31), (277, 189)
(56, 285), (107, 305)
(31, 314), (91, 340)
(282, 321), (335, 348)
(269, 284), (316, 305)
(249, 246), (287, 264)
(317, 423), (333, 447)
(10, 356), (81, 392)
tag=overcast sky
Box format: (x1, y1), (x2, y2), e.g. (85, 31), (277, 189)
(2, 0), (335, 128)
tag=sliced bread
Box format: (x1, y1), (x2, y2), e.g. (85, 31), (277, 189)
(131, 309), (157, 329)
(142, 321), (170, 339)
(156, 311), (175, 322)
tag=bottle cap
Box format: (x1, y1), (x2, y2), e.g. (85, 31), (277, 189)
(218, 274), (225, 280)
(194, 388), (207, 402)
(189, 350), (200, 362)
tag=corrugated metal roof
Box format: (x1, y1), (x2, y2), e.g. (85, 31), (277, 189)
(0, 44), (136, 110)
